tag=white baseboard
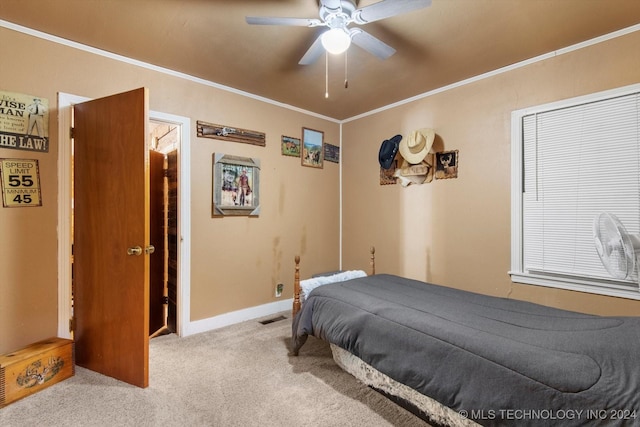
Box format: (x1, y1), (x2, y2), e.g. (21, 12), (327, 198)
(182, 298), (293, 337)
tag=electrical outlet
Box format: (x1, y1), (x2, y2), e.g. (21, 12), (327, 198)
(275, 283), (283, 298)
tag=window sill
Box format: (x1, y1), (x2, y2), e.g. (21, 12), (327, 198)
(509, 272), (640, 301)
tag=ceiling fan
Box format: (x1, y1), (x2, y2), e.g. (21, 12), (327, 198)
(246, 0), (432, 65)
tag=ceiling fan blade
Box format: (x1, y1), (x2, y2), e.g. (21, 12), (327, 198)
(299, 35), (326, 65)
(354, 0), (431, 24)
(246, 16), (322, 27)
(350, 28), (396, 60)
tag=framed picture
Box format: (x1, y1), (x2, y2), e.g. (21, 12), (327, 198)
(301, 127), (323, 168)
(281, 135), (300, 157)
(212, 153), (260, 217)
(435, 150), (459, 180)
(324, 143), (340, 163)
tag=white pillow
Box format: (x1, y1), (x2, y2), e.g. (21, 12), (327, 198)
(300, 270), (367, 303)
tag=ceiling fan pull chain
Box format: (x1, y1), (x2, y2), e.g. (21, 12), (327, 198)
(344, 50), (349, 89)
(325, 51), (330, 99)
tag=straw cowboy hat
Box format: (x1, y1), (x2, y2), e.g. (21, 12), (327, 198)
(378, 134), (402, 170)
(399, 128), (435, 164)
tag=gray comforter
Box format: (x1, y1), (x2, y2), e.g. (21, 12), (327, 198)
(292, 274), (640, 426)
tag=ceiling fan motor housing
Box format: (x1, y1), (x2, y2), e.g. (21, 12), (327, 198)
(320, 0), (356, 29)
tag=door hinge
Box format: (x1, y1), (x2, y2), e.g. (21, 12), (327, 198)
(163, 169), (169, 177)
(70, 127), (75, 139)
(162, 296), (169, 305)
(69, 317), (76, 333)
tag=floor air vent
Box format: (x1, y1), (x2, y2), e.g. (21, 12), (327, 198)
(259, 315), (287, 325)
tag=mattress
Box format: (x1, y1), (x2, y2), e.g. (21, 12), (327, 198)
(292, 274), (640, 426)
(330, 343), (479, 426)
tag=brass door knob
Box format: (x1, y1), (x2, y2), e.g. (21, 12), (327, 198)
(144, 245), (155, 255)
(127, 246), (143, 256)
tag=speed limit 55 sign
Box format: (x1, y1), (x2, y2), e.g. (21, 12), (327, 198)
(0, 159), (42, 207)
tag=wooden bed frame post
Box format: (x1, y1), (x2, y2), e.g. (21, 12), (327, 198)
(370, 246), (375, 275)
(292, 248), (375, 318)
(293, 255), (301, 317)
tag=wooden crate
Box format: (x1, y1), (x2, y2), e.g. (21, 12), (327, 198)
(0, 337), (74, 408)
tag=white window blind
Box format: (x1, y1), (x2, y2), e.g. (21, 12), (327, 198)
(512, 86), (640, 299)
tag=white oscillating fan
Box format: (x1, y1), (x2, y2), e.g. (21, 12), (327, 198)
(593, 212), (640, 280)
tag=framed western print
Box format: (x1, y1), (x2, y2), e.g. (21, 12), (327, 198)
(301, 127), (323, 168)
(212, 153), (260, 217)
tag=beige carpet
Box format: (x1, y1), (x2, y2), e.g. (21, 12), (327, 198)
(0, 313), (428, 426)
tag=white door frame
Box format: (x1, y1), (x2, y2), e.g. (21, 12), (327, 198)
(57, 92), (191, 338)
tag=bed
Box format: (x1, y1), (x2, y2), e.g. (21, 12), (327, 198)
(291, 251), (640, 426)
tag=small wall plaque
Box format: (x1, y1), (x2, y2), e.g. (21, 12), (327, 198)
(435, 150), (459, 180)
(324, 143), (340, 163)
(197, 121), (265, 147)
(0, 158), (42, 207)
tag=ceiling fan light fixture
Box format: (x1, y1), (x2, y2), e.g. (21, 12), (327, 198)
(321, 28), (351, 54)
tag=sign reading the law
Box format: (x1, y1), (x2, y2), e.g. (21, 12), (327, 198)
(0, 91), (49, 153)
(0, 159), (42, 207)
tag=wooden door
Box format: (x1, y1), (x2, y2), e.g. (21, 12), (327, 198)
(149, 150), (165, 335)
(73, 88), (150, 388)
(166, 150), (178, 333)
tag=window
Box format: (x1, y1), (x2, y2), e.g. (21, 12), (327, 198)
(510, 84), (640, 300)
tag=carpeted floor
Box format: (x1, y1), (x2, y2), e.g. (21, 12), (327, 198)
(0, 313), (428, 426)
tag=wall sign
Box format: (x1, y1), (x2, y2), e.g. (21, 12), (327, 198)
(0, 159), (42, 207)
(0, 91), (49, 153)
(197, 121), (265, 147)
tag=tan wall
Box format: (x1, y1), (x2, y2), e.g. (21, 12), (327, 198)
(342, 30), (640, 316)
(0, 27), (340, 353)
(2, 23), (639, 355)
